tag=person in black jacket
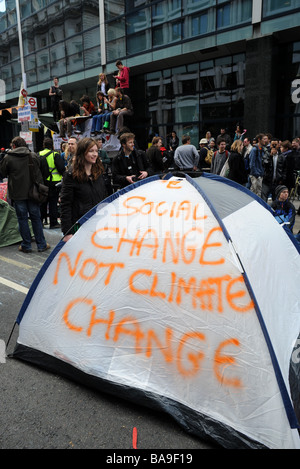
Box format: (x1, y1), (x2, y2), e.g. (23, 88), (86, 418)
(0, 136), (50, 253)
(39, 137), (65, 228)
(58, 100), (80, 137)
(111, 132), (153, 188)
(49, 77), (63, 122)
(261, 138), (286, 201)
(60, 137), (107, 241)
(109, 88), (133, 135)
(146, 136), (168, 174)
(227, 139), (248, 185)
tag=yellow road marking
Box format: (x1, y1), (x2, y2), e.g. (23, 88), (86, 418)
(0, 276), (29, 294)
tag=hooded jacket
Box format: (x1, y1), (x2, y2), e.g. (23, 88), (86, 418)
(117, 66), (130, 89)
(271, 194), (295, 232)
(0, 146), (43, 200)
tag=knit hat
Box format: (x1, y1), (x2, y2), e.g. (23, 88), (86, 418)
(275, 185), (288, 199)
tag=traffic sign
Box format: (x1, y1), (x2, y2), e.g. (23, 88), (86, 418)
(28, 96), (37, 108)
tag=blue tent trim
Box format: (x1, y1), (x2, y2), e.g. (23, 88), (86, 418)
(185, 173), (299, 430)
(16, 239), (65, 324)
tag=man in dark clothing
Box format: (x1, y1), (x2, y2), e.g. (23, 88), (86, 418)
(110, 88), (133, 135)
(58, 100), (80, 137)
(112, 132), (153, 188)
(216, 128), (231, 151)
(261, 138), (286, 202)
(39, 137), (65, 228)
(49, 77), (63, 122)
(0, 136), (50, 253)
(146, 136), (169, 174)
(292, 138), (300, 170)
(280, 140), (295, 192)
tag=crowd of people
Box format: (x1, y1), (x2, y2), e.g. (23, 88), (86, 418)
(1, 83), (300, 252)
(50, 60), (133, 139)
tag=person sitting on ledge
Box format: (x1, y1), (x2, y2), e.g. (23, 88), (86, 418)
(109, 88), (133, 136)
(90, 91), (110, 136)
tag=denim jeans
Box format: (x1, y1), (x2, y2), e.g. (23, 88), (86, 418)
(91, 115), (102, 133)
(91, 112), (110, 132)
(14, 199), (47, 251)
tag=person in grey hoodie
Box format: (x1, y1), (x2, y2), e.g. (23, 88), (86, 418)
(0, 136), (50, 253)
(174, 135), (199, 171)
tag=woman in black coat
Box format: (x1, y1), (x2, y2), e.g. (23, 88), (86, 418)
(60, 137), (107, 241)
(227, 139), (248, 186)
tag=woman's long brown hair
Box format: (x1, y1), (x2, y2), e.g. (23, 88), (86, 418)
(72, 137), (104, 183)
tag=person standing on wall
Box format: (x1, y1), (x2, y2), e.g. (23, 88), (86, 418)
(109, 88), (133, 136)
(49, 77), (63, 122)
(113, 60), (130, 95)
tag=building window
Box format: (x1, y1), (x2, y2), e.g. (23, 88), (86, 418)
(191, 11), (208, 36)
(106, 37), (126, 62)
(145, 55), (245, 147)
(152, 0), (181, 25)
(217, 3), (230, 28)
(183, 0), (216, 15)
(127, 29), (151, 55)
(125, 0), (150, 11)
(105, 0), (125, 20)
(217, 0), (252, 29)
(32, 0), (48, 13)
(20, 0), (32, 19)
(106, 18), (125, 41)
(153, 20), (182, 47)
(263, 0), (296, 17)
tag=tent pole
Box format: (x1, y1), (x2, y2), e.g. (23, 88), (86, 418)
(6, 321), (17, 351)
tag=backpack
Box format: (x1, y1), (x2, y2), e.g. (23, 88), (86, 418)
(39, 150), (65, 182)
(38, 150), (52, 182)
(205, 148), (214, 165)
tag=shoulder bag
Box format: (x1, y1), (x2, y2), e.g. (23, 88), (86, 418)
(28, 153), (49, 204)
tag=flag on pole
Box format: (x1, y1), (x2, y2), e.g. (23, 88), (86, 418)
(18, 81), (27, 107)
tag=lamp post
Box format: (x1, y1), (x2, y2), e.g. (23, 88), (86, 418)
(15, 0), (26, 90)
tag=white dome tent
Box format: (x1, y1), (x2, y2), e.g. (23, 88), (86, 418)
(12, 172), (300, 449)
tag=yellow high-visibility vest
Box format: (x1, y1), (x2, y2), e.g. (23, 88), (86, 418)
(39, 149), (62, 182)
